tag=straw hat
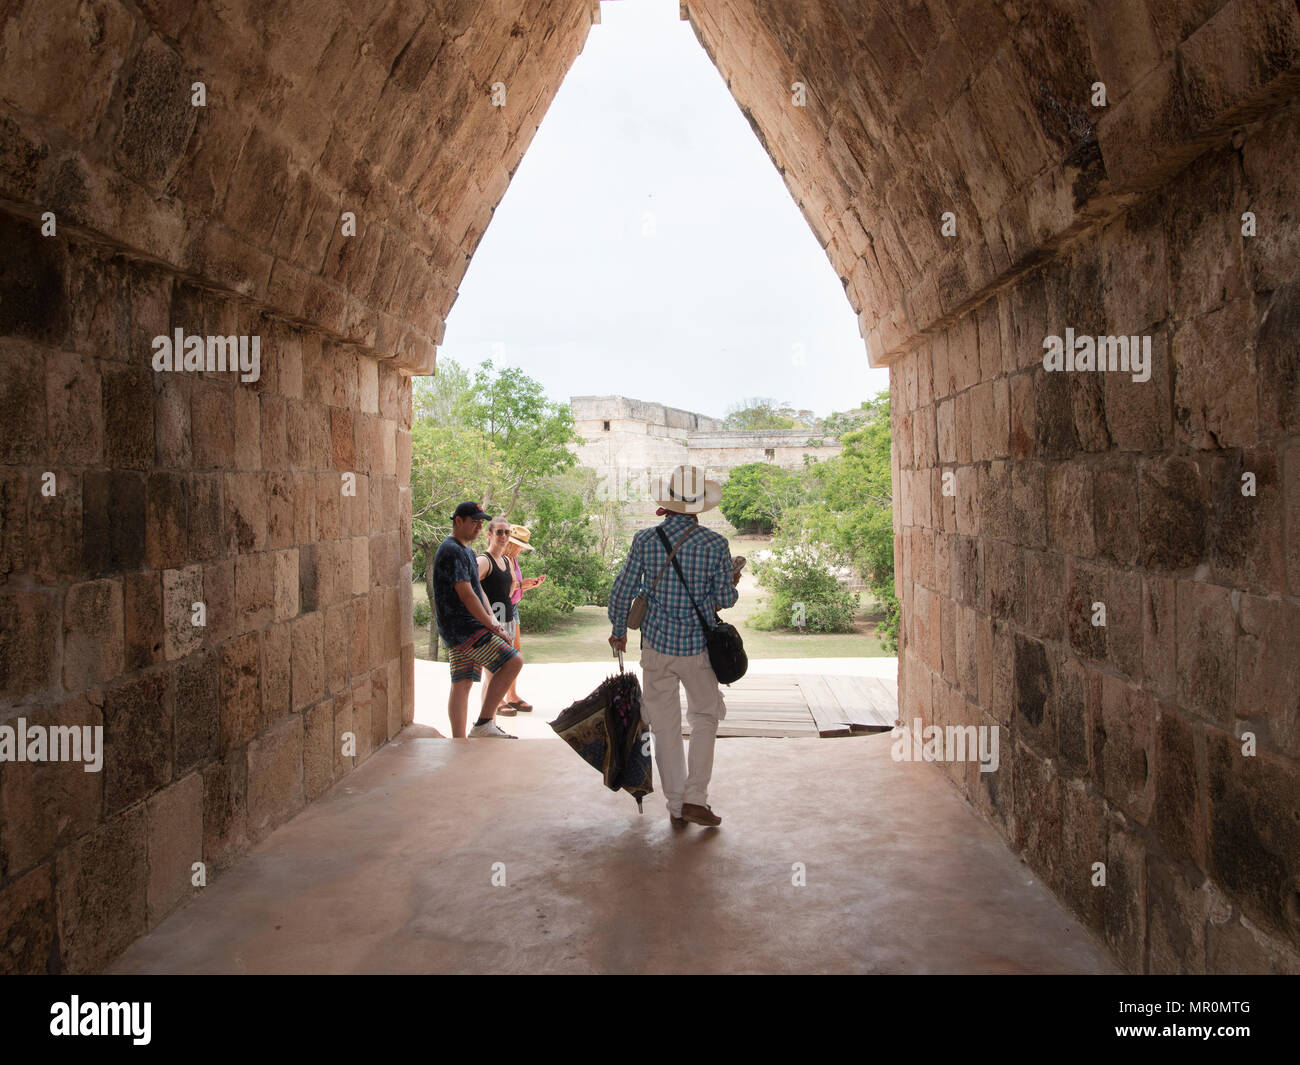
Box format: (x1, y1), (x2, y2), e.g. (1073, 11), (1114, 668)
(653, 465), (721, 514)
(507, 524), (535, 551)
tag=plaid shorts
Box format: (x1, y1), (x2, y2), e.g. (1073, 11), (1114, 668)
(448, 629), (518, 684)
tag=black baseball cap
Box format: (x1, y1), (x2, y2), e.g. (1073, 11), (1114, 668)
(452, 501), (491, 521)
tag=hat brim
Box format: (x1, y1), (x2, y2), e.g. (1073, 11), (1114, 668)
(507, 537), (534, 551)
(654, 477), (722, 514)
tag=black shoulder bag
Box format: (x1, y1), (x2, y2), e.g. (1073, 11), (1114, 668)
(655, 527), (748, 685)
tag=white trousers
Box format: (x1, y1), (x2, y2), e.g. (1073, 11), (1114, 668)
(639, 645), (727, 816)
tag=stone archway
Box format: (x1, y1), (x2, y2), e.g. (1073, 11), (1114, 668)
(1, 0), (1297, 973)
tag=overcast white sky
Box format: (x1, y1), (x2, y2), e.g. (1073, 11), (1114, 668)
(436, 0), (890, 422)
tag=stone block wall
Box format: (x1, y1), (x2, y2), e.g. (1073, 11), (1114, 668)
(891, 98), (1300, 973)
(0, 216), (414, 973)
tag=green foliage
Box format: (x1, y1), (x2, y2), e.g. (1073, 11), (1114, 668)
(458, 360), (582, 516)
(718, 463), (804, 534)
(515, 577), (573, 633)
(723, 397), (813, 430)
(514, 469), (612, 609)
(413, 598), (431, 629)
(750, 540), (858, 634)
(798, 392), (898, 651)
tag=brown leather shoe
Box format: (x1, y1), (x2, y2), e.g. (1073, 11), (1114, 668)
(681, 803), (721, 826)
(670, 813), (689, 828)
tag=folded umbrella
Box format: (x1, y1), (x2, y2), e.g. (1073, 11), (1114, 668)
(548, 651), (654, 811)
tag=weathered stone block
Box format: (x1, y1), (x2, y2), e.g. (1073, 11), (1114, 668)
(102, 363), (154, 471)
(1013, 633), (1055, 756)
(1206, 729), (1300, 941)
(291, 611), (324, 711)
(1099, 675), (1156, 824)
(123, 570), (163, 671)
(201, 749), (247, 870)
(1024, 549), (1065, 642)
(1155, 705), (1206, 864)
(83, 470), (146, 576)
(1010, 460), (1046, 547)
(1103, 816), (1147, 973)
(0, 695), (103, 876)
(325, 605), (348, 694)
(1146, 857), (1209, 974)
(46, 350), (102, 464)
(102, 670), (172, 816)
(145, 771), (202, 926)
(247, 715), (304, 839)
(224, 472), (267, 554)
(1010, 740), (1062, 892)
(1236, 594), (1300, 755)
(1171, 300), (1258, 450)
(146, 471), (189, 570)
(349, 596), (369, 676)
(1093, 463), (1140, 567)
(174, 647), (219, 774)
(260, 621), (292, 729)
(273, 547), (299, 622)
(162, 564), (203, 661)
(63, 578), (123, 691)
(219, 633), (260, 752)
(303, 699), (334, 801)
(1047, 464), (1095, 558)
(0, 864), (56, 975)
(371, 665), (389, 750)
(352, 673), (373, 763)
(191, 379), (235, 469)
(234, 552), (274, 631)
(154, 373), (191, 467)
(188, 473), (224, 561)
(1176, 580), (1237, 727)
(1138, 456), (1206, 570)
(55, 807), (147, 973)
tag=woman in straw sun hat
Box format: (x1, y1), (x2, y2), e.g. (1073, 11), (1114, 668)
(498, 523), (544, 713)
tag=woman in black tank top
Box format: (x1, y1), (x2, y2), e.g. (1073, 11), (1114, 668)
(478, 551), (515, 627)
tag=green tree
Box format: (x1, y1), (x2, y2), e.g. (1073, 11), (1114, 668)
(409, 420), (505, 658)
(723, 397), (807, 430)
(719, 463), (804, 534)
(801, 392), (899, 650)
(459, 360), (582, 516)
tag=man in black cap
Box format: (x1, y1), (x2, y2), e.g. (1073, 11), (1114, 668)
(433, 502), (523, 738)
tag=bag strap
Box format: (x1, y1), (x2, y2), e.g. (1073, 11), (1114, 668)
(645, 524), (698, 597)
(655, 527), (711, 634)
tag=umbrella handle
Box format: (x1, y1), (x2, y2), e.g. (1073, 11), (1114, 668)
(615, 648), (624, 673)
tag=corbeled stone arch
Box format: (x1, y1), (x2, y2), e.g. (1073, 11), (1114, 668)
(1, 0), (1298, 974)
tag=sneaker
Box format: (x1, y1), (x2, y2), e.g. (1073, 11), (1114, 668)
(681, 803), (721, 826)
(469, 720), (518, 739)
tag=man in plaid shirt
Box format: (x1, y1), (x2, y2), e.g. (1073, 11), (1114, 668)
(608, 466), (740, 828)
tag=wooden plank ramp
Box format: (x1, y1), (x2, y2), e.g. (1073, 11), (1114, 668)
(669, 672), (898, 739)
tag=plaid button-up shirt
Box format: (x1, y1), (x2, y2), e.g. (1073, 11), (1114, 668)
(608, 513), (739, 656)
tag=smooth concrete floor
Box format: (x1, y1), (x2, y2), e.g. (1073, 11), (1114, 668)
(111, 730), (1120, 974)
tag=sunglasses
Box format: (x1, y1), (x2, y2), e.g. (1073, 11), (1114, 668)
(492, 529), (510, 536)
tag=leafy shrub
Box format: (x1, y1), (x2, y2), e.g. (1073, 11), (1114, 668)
(413, 597), (431, 629)
(515, 578), (574, 633)
(719, 463), (803, 534)
(749, 541), (857, 634)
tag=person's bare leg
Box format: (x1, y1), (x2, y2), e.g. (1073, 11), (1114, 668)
(482, 656), (522, 721)
(448, 679), (474, 738)
(507, 626), (524, 703)
(479, 668), (501, 714)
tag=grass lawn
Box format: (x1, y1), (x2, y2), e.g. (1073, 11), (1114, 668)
(412, 535), (892, 663)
